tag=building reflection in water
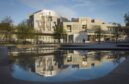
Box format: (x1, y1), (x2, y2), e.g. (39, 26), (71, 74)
(29, 50), (126, 77)
(35, 55), (59, 77)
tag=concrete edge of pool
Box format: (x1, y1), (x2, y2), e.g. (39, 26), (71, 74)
(0, 47), (129, 84)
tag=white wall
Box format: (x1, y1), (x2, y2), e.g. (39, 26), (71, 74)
(73, 31), (87, 43)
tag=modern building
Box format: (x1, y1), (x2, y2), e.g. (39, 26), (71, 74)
(29, 9), (70, 43)
(63, 21), (87, 43)
(29, 9), (117, 43)
(29, 9), (59, 43)
(63, 17), (117, 43)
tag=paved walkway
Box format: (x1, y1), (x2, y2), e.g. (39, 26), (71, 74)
(0, 47), (129, 84)
(60, 43), (129, 50)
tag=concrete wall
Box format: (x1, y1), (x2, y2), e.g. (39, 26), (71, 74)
(0, 47), (8, 66)
(73, 32), (87, 43)
(30, 10), (58, 33)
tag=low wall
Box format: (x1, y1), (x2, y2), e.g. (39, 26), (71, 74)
(0, 47), (8, 66)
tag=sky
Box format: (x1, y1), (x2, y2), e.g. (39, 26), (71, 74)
(0, 0), (129, 25)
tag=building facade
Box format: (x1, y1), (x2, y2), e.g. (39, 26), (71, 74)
(63, 17), (117, 43)
(29, 9), (59, 43)
(29, 9), (117, 43)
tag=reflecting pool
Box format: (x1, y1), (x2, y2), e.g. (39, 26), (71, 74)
(9, 50), (128, 82)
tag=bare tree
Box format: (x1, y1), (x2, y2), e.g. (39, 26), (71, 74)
(53, 18), (66, 43)
(0, 16), (14, 42)
(124, 12), (129, 26)
(94, 25), (103, 44)
(17, 20), (35, 44)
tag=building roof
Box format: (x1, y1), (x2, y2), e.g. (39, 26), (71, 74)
(30, 9), (59, 17)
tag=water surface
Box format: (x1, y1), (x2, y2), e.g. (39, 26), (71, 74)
(10, 50), (128, 82)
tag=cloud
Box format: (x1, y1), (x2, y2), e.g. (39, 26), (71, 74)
(18, 0), (120, 10)
(18, 0), (78, 18)
(18, 0), (120, 9)
(18, 0), (45, 9)
(18, 0), (65, 9)
(18, 0), (121, 18)
(70, 0), (120, 8)
(53, 6), (77, 18)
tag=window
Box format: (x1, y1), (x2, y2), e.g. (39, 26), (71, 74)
(91, 19), (95, 23)
(67, 55), (72, 62)
(67, 25), (72, 32)
(82, 25), (87, 29)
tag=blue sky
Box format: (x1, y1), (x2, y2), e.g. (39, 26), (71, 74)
(0, 0), (129, 25)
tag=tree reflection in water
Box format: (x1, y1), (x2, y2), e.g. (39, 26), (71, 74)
(54, 51), (64, 68)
